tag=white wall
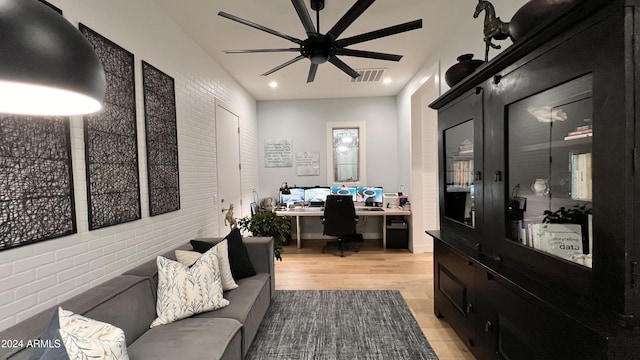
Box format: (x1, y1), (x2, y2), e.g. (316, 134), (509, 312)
(0, 0), (258, 331)
(257, 97), (400, 200)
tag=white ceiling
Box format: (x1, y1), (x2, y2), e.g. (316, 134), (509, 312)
(152, 0), (473, 101)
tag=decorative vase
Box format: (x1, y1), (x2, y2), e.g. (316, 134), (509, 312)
(444, 54), (484, 87)
(509, 0), (578, 41)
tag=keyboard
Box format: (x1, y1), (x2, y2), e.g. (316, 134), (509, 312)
(356, 207), (384, 212)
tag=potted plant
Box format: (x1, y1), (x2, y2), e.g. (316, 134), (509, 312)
(237, 211), (291, 261)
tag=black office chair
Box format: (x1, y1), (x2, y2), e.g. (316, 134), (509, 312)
(322, 195), (359, 257)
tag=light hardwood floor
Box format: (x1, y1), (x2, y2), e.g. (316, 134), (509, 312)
(274, 239), (475, 360)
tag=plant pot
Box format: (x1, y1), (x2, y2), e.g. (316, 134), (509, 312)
(445, 54), (484, 87)
(509, 0), (578, 41)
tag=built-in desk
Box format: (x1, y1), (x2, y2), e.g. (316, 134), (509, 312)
(275, 207), (411, 249)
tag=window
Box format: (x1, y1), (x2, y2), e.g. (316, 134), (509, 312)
(326, 121), (366, 186)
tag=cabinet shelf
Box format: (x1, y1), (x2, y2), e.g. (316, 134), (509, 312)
(519, 135), (592, 152)
(446, 185), (471, 192)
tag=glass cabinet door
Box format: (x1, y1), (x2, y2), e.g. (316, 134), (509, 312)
(445, 120), (476, 227)
(438, 89), (484, 250)
(505, 74), (593, 268)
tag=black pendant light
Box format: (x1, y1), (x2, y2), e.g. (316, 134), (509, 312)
(0, 0), (106, 116)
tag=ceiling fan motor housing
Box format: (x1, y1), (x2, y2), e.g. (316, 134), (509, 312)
(310, 0), (325, 11)
(301, 35), (334, 64)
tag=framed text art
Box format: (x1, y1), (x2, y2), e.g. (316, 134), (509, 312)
(264, 139), (292, 167)
(80, 24), (141, 230)
(142, 61), (180, 216)
(0, 115), (76, 250)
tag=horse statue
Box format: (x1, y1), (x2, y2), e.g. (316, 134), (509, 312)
(224, 203), (237, 229)
(474, 0), (511, 61)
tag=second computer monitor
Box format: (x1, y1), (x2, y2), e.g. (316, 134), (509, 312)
(356, 186), (383, 204)
(330, 186), (357, 201)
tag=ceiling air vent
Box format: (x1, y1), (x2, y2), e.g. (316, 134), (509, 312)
(349, 68), (386, 83)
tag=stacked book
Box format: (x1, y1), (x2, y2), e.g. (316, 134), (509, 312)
(564, 124), (592, 140)
(450, 160), (474, 187)
(458, 139), (473, 155)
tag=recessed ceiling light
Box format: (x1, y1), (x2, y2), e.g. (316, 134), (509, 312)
(268, 81), (278, 89)
(383, 78), (392, 84)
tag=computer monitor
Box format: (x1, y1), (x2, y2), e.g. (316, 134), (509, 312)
(330, 186), (357, 201)
(304, 187), (331, 204)
(281, 187), (305, 203)
(356, 186), (383, 205)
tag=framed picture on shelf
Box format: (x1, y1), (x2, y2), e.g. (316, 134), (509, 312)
(530, 223), (583, 259)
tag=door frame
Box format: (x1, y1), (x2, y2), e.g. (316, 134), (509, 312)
(214, 99), (243, 235)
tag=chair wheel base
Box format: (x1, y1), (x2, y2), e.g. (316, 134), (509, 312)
(322, 238), (358, 257)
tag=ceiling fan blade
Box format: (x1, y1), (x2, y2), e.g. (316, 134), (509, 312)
(335, 19), (423, 47)
(326, 0), (376, 41)
(224, 48), (300, 54)
(218, 11), (303, 45)
(328, 56), (360, 79)
(335, 48), (402, 61)
(307, 63), (319, 83)
(261, 55), (306, 76)
(291, 0), (316, 35)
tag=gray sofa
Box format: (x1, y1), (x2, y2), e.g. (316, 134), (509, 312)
(0, 236), (274, 360)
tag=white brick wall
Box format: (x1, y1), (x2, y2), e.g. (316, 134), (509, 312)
(0, 0), (258, 331)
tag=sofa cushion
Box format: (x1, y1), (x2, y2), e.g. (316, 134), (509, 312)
(191, 229), (256, 280)
(126, 318), (242, 360)
(77, 278), (155, 348)
(123, 243), (192, 297)
(151, 249), (228, 327)
(193, 273), (271, 356)
(0, 275), (154, 360)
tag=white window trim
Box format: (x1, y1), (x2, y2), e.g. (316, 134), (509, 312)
(326, 120), (366, 186)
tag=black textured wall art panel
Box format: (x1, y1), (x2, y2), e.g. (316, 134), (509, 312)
(142, 61), (180, 216)
(0, 115), (76, 250)
(38, 0), (62, 14)
(80, 24), (141, 230)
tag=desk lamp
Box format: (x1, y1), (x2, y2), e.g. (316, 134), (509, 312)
(279, 182), (291, 205)
(0, 0), (106, 116)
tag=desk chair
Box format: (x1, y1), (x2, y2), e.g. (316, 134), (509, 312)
(322, 195), (359, 257)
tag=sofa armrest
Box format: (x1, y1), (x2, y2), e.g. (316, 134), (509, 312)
(243, 236), (275, 298)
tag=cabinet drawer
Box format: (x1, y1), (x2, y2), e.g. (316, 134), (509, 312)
(434, 239), (478, 348)
(478, 272), (606, 360)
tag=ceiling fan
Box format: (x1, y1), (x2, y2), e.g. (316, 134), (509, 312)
(218, 0), (423, 83)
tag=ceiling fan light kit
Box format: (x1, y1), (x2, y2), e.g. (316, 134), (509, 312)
(218, 0), (423, 83)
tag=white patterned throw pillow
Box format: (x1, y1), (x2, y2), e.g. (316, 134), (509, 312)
(174, 250), (201, 267)
(176, 240), (238, 291)
(58, 307), (129, 360)
(152, 248), (229, 327)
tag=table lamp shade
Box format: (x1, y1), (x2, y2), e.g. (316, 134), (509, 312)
(0, 0), (106, 116)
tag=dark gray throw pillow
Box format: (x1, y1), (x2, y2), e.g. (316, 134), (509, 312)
(30, 308), (67, 360)
(190, 239), (216, 253)
(190, 228), (256, 280)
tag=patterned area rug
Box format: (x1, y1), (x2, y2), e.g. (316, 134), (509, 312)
(246, 290), (439, 360)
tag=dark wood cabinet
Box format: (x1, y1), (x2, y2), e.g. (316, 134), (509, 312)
(429, 0), (640, 358)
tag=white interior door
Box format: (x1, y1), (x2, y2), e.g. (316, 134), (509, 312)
(215, 102), (242, 235)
